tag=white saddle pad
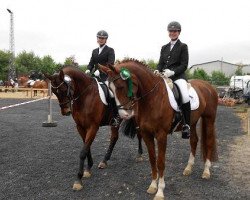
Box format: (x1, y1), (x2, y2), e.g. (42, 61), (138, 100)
(27, 80), (35, 86)
(163, 78), (199, 112)
(94, 78), (114, 106)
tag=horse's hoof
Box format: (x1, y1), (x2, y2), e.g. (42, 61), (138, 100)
(153, 196), (165, 200)
(183, 167), (192, 176)
(72, 181), (83, 191)
(83, 170), (91, 178)
(147, 186), (157, 194)
(136, 156), (143, 162)
(98, 161), (107, 169)
(202, 172), (211, 179)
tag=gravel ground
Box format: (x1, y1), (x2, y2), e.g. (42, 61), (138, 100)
(0, 98), (249, 200)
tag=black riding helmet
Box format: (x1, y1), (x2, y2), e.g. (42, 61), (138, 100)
(167, 21), (181, 32)
(97, 30), (108, 38)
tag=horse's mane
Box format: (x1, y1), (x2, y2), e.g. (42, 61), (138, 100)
(115, 58), (154, 74)
(61, 65), (85, 78)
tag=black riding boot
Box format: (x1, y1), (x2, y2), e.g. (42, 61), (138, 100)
(109, 98), (121, 127)
(181, 101), (191, 139)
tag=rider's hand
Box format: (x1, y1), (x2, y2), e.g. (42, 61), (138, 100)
(85, 69), (90, 74)
(163, 69), (175, 77)
(94, 70), (100, 77)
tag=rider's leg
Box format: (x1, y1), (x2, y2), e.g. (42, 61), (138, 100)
(103, 80), (121, 127)
(174, 79), (191, 139)
(109, 97), (121, 127)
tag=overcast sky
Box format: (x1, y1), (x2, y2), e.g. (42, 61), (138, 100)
(1, 0), (250, 66)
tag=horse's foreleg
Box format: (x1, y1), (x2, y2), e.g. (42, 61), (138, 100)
(154, 131), (167, 200)
(183, 123), (198, 176)
(136, 132), (143, 162)
(73, 145), (87, 191)
(142, 133), (158, 195)
(83, 149), (93, 178)
(73, 126), (97, 190)
(98, 126), (119, 169)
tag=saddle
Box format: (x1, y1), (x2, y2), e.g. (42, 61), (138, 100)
(95, 79), (117, 126)
(163, 77), (194, 134)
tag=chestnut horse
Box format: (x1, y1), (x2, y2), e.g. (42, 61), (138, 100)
(44, 66), (143, 191)
(32, 80), (48, 96)
(100, 59), (218, 200)
(18, 76), (29, 87)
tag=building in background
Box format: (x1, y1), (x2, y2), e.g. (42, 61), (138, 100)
(190, 60), (239, 76)
(190, 60), (250, 76)
(242, 65), (250, 74)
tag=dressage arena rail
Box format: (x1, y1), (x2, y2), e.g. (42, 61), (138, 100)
(0, 86), (48, 98)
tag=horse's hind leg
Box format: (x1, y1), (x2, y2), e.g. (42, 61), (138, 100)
(201, 116), (217, 179)
(98, 126), (119, 169)
(183, 122), (198, 176)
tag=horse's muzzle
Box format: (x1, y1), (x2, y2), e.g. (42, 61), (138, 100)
(118, 109), (134, 120)
(65, 111), (71, 116)
(61, 108), (71, 116)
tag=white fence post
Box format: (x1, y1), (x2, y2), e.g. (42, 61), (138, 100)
(42, 81), (57, 127)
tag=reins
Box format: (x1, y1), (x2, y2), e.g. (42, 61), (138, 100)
(51, 79), (94, 107)
(109, 74), (162, 110)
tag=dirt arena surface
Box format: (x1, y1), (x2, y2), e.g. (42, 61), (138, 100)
(0, 98), (249, 200)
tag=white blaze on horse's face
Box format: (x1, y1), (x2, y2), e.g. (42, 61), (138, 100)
(110, 82), (134, 120)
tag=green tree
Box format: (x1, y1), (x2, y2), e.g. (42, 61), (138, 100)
(15, 51), (42, 75)
(79, 64), (87, 72)
(211, 70), (230, 86)
(192, 68), (210, 81)
(235, 66), (243, 76)
(185, 68), (193, 79)
(41, 55), (58, 74)
(0, 50), (12, 80)
(146, 59), (158, 70)
(64, 55), (76, 66)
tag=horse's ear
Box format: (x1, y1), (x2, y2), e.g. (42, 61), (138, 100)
(59, 69), (64, 80)
(98, 64), (113, 75)
(43, 72), (52, 80)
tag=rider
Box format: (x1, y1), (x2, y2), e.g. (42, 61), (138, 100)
(155, 21), (191, 139)
(85, 30), (120, 126)
(86, 30), (115, 80)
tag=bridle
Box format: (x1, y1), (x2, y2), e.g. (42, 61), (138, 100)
(108, 74), (162, 111)
(51, 75), (93, 109)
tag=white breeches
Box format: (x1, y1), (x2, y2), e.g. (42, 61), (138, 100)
(174, 79), (190, 104)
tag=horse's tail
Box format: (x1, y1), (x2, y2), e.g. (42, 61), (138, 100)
(200, 117), (218, 162)
(119, 118), (137, 139)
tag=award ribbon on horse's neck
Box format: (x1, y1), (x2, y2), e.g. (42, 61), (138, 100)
(120, 68), (133, 98)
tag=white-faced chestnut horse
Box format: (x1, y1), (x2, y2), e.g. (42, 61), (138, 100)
(44, 66), (143, 191)
(100, 59), (218, 200)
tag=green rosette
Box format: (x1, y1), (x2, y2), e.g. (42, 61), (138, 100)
(120, 68), (133, 97)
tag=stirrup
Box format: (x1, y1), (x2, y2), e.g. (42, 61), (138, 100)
(182, 124), (190, 139)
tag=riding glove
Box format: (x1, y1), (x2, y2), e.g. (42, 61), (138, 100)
(163, 69), (175, 77)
